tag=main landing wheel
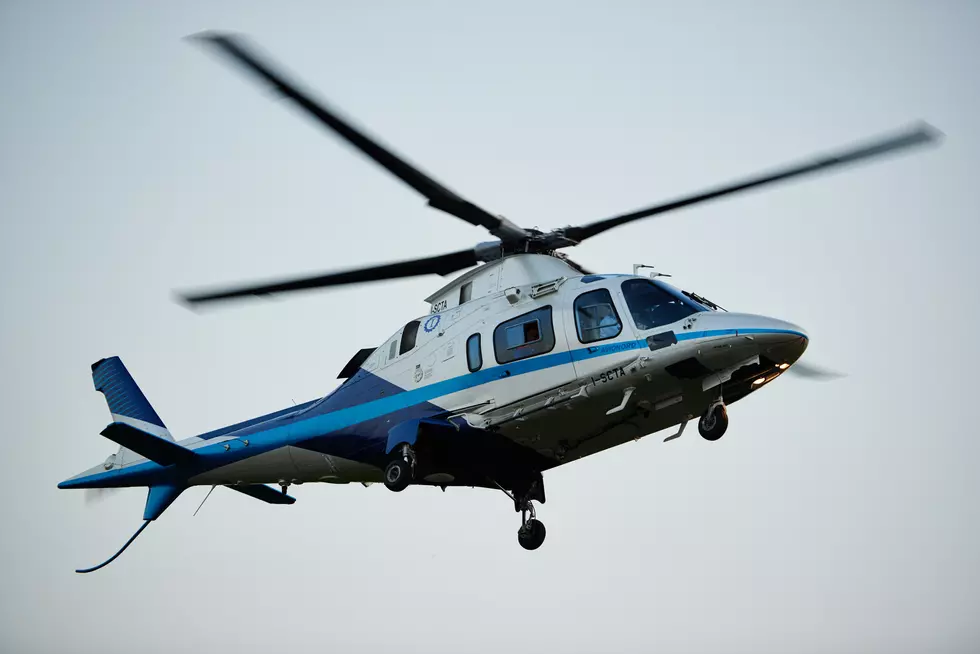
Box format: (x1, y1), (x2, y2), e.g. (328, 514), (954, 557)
(699, 403), (729, 441)
(383, 458), (412, 492)
(492, 476), (548, 551)
(518, 519), (547, 551)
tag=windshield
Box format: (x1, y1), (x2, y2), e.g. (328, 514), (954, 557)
(621, 279), (703, 330)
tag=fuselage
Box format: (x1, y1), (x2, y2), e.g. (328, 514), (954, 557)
(59, 260), (807, 492)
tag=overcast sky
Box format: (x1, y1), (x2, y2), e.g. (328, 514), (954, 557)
(2, 1), (979, 652)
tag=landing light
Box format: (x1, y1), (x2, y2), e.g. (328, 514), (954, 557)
(752, 378), (766, 386)
(778, 363), (790, 370)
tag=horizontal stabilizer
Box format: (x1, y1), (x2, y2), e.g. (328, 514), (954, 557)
(226, 484), (296, 505)
(100, 423), (197, 466)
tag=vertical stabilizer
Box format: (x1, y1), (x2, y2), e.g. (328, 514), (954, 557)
(91, 357), (173, 469)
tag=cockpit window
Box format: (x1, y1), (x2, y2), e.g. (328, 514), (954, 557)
(574, 289), (622, 343)
(621, 279), (698, 330)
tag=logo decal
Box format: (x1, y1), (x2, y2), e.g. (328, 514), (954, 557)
(414, 365), (423, 383)
(423, 315), (441, 333)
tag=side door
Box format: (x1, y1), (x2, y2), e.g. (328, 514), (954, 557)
(480, 301), (576, 408)
(563, 280), (640, 382)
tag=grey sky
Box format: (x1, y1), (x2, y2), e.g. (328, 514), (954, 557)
(2, 1), (979, 652)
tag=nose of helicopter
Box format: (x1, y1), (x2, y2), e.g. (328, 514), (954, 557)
(734, 313), (807, 340)
(738, 314), (808, 366)
(686, 311), (808, 367)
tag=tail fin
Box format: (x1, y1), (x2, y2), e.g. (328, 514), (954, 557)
(91, 357), (172, 439)
(92, 357), (173, 468)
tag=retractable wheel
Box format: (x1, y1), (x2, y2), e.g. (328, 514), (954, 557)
(383, 458), (412, 492)
(698, 403), (728, 441)
(518, 518), (547, 550)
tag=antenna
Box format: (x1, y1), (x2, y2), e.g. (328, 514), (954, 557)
(632, 264), (671, 278)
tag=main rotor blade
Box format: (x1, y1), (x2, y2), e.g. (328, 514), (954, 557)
(553, 252), (592, 275)
(562, 123), (942, 244)
(178, 249), (479, 305)
(189, 31), (528, 242)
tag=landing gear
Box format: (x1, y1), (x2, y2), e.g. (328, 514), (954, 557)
(492, 475), (547, 550)
(699, 401), (729, 441)
(383, 444), (415, 492)
(517, 512), (546, 550)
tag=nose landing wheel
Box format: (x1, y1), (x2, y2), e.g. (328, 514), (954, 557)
(699, 402), (729, 441)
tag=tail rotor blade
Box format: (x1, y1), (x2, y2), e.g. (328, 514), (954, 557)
(787, 361), (846, 381)
(84, 487), (123, 505)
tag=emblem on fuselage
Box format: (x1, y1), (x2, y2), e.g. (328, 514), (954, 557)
(423, 315), (441, 333)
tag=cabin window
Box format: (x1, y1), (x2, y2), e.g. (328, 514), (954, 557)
(466, 333), (482, 372)
(621, 279), (698, 330)
(574, 289), (622, 343)
(399, 320), (421, 355)
(505, 320), (540, 348)
(459, 281), (473, 304)
(388, 340), (398, 361)
(494, 306), (555, 364)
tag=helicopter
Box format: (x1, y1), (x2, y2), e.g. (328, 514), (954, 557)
(58, 31), (941, 572)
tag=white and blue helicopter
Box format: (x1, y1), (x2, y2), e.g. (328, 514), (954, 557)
(59, 32), (941, 572)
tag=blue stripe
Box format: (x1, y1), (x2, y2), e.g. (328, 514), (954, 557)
(734, 328), (806, 337)
(196, 399), (320, 441)
(64, 328), (805, 487)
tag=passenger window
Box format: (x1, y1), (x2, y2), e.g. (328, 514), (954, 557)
(466, 333), (482, 372)
(575, 289), (622, 343)
(505, 320), (540, 348)
(494, 306), (555, 364)
(621, 279), (697, 330)
(399, 320), (420, 355)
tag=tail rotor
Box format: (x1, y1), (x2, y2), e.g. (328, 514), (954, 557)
(83, 487), (125, 505)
